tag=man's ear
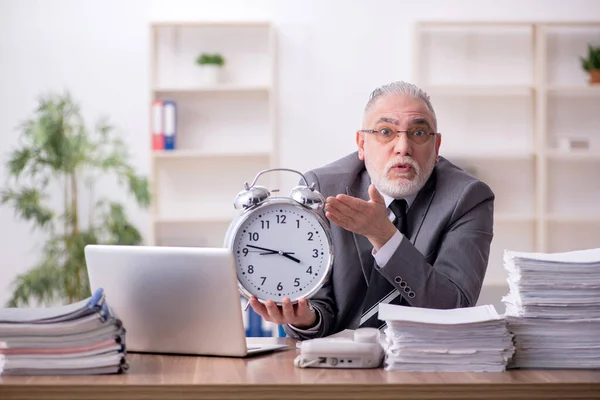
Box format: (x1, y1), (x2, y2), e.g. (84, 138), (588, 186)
(356, 131), (365, 160)
(435, 133), (442, 158)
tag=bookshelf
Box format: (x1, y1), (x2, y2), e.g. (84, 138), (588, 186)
(413, 21), (600, 310)
(148, 21), (278, 248)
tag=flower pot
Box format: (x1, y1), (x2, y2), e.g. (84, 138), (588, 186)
(199, 65), (222, 86)
(589, 69), (600, 84)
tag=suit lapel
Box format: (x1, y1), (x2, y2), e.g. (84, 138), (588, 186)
(346, 169), (374, 285)
(344, 166), (438, 285)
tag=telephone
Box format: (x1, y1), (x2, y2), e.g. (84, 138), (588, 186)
(293, 328), (384, 369)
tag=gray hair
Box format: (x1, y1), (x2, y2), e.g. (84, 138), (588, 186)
(364, 81), (437, 128)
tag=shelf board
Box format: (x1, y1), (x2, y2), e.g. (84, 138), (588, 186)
(152, 85), (271, 94)
(545, 150), (600, 161)
(442, 151), (534, 160)
(151, 21), (272, 28)
(152, 149), (271, 160)
(154, 213), (238, 224)
(495, 213), (536, 223)
(423, 85), (533, 96)
(418, 21), (535, 30)
(545, 214), (600, 223)
(539, 21), (600, 27)
(419, 21), (600, 29)
(546, 85), (600, 96)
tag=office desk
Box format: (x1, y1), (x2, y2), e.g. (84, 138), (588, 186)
(1, 338), (599, 400)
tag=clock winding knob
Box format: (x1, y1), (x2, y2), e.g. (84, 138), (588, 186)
(290, 185), (325, 210)
(233, 185), (270, 210)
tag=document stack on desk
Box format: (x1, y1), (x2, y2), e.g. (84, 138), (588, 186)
(0, 288), (127, 375)
(379, 303), (514, 372)
(502, 248), (600, 369)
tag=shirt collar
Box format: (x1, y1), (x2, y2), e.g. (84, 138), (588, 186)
(379, 190), (417, 210)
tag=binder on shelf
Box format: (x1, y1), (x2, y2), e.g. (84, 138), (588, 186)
(240, 298), (282, 338)
(151, 100), (164, 151)
(163, 100), (177, 150)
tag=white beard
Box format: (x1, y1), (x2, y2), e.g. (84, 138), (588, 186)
(366, 152), (437, 198)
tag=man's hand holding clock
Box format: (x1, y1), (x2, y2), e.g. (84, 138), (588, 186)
(249, 296), (318, 329)
(246, 240), (318, 329)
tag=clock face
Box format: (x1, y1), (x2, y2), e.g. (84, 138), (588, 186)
(231, 201), (332, 303)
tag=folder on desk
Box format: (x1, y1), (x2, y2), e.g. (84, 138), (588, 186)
(0, 288), (128, 375)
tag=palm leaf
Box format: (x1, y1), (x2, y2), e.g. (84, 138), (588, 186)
(7, 259), (65, 307)
(1, 91), (150, 307)
(0, 187), (54, 230)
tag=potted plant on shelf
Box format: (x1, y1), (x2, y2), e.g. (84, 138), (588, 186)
(580, 43), (600, 84)
(195, 52), (226, 85)
(0, 91), (150, 307)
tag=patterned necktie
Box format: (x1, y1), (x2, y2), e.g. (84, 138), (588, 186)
(359, 199), (408, 329)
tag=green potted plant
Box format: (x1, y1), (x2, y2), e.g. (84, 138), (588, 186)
(580, 43), (600, 84)
(195, 52), (226, 85)
(1, 91), (150, 307)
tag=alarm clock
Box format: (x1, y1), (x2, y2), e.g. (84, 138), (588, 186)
(223, 168), (334, 305)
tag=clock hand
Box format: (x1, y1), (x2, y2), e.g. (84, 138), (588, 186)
(259, 251), (301, 263)
(246, 244), (278, 254)
(247, 244), (301, 263)
(282, 253), (301, 263)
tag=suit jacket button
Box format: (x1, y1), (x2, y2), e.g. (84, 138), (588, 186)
(408, 291), (416, 298)
(394, 276), (402, 283)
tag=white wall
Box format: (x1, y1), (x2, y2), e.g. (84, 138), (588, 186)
(0, 0), (598, 306)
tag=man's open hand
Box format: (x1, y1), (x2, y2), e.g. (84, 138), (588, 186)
(324, 184), (396, 250)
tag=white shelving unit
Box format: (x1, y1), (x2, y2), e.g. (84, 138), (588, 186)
(414, 21), (600, 310)
(148, 21), (278, 248)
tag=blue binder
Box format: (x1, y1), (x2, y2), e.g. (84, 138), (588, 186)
(163, 100), (177, 150)
(243, 304), (287, 338)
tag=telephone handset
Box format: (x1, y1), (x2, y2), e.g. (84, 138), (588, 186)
(293, 328), (385, 369)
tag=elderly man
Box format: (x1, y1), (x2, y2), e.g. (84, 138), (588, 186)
(249, 81), (495, 339)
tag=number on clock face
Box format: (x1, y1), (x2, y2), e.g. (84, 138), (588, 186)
(233, 203), (330, 302)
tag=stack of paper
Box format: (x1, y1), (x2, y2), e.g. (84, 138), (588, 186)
(379, 303), (514, 372)
(503, 248), (600, 369)
(0, 288), (127, 375)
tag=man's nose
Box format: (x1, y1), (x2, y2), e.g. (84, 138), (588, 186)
(393, 132), (412, 156)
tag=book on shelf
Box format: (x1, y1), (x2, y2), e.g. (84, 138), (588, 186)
(151, 100), (164, 150)
(0, 288), (127, 375)
(151, 99), (177, 151)
(163, 100), (177, 150)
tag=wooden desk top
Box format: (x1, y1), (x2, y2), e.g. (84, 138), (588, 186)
(1, 338), (600, 400)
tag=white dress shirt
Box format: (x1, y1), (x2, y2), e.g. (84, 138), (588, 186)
(372, 192), (416, 268)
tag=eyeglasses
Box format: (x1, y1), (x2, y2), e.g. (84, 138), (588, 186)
(359, 128), (440, 145)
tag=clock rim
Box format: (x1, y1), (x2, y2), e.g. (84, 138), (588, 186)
(223, 196), (334, 305)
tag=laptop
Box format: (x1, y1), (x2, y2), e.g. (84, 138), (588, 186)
(84, 244), (289, 357)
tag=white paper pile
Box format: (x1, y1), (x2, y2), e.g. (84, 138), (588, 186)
(0, 288), (127, 375)
(379, 303), (514, 372)
(503, 248), (600, 369)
